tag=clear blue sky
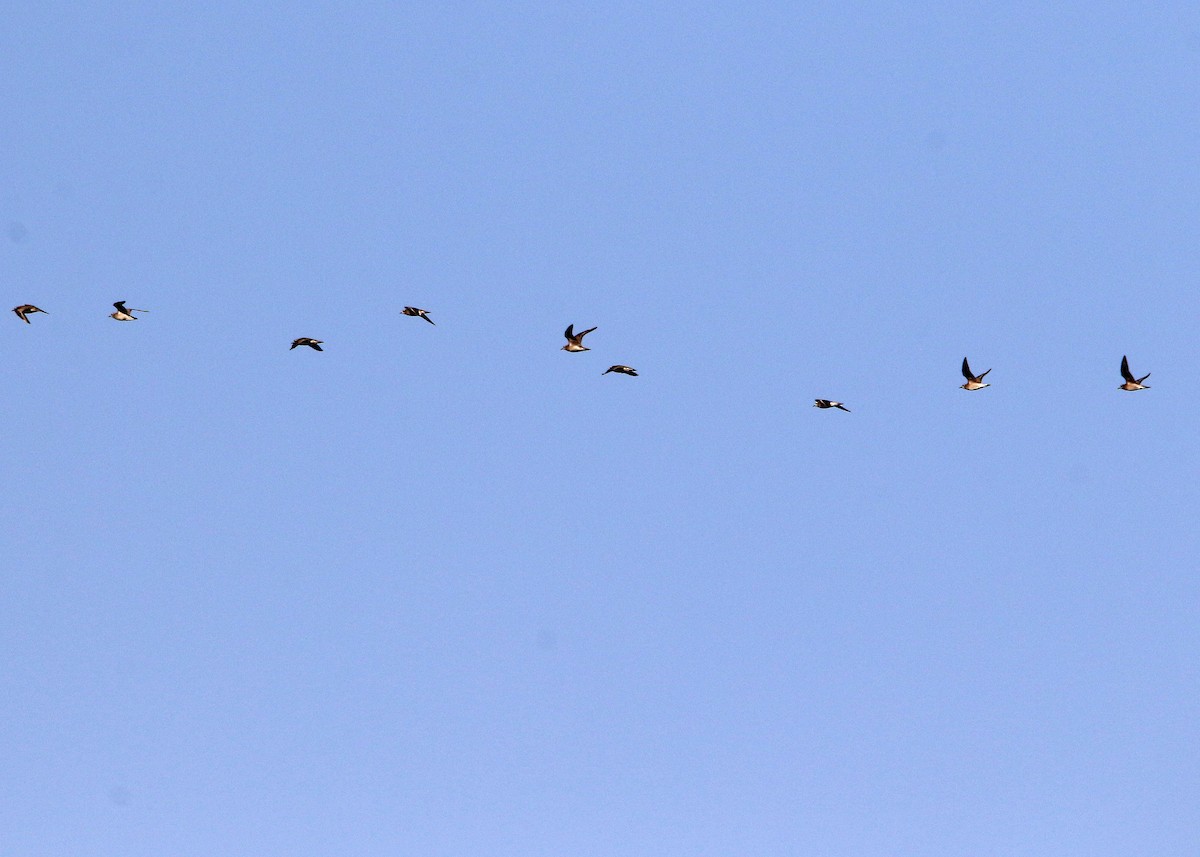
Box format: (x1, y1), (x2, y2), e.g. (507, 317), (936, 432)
(3, 3), (1198, 855)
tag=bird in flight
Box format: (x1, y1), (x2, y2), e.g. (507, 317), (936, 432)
(402, 307), (435, 325)
(960, 357), (991, 390)
(290, 337), (324, 351)
(110, 300), (149, 321)
(12, 304), (47, 323)
(813, 399), (850, 412)
(1118, 355), (1150, 391)
(603, 365), (638, 376)
(562, 324), (597, 352)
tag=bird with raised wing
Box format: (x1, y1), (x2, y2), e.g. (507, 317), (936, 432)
(1119, 355), (1150, 391)
(562, 324), (597, 352)
(402, 307), (435, 325)
(603, 365), (638, 376)
(290, 338), (324, 351)
(110, 300), (148, 321)
(960, 357), (991, 391)
(813, 399), (850, 412)
(12, 305), (46, 323)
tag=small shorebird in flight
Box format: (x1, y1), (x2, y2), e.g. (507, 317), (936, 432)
(960, 357), (991, 390)
(562, 324), (597, 352)
(1118, 355), (1150, 391)
(603, 365), (638, 376)
(402, 307), (435, 325)
(12, 304), (46, 323)
(110, 300), (148, 321)
(290, 337), (324, 351)
(813, 399), (850, 412)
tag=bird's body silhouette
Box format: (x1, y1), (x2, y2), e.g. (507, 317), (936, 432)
(110, 300), (148, 321)
(813, 399), (850, 412)
(960, 357), (991, 390)
(12, 305), (46, 323)
(562, 324), (597, 352)
(1119, 355), (1150, 391)
(291, 337), (324, 351)
(603, 365), (638, 376)
(402, 307), (435, 325)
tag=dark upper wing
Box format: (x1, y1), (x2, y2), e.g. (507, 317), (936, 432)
(113, 301), (127, 312)
(961, 357), (973, 380)
(564, 324), (575, 340)
(578, 326), (597, 339)
(1120, 355), (1134, 383)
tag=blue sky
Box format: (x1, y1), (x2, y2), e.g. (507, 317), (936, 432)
(3, 3), (1199, 855)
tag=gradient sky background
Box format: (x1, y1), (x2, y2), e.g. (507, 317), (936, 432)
(3, 3), (1199, 855)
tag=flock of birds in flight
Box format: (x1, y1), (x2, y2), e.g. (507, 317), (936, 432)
(11, 301), (1155, 404)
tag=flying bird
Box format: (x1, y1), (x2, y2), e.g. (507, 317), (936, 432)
(562, 324), (597, 352)
(1119, 355), (1150, 391)
(110, 300), (148, 321)
(402, 307), (435, 325)
(603, 365), (638, 376)
(960, 357), (991, 391)
(813, 399), (850, 412)
(12, 305), (46, 323)
(290, 338), (324, 351)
